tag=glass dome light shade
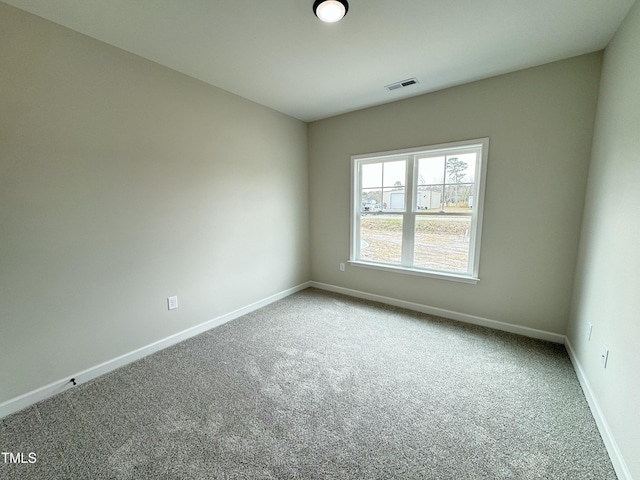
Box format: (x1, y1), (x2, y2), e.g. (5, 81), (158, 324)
(313, 0), (349, 23)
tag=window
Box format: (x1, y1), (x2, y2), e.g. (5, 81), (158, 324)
(350, 138), (489, 283)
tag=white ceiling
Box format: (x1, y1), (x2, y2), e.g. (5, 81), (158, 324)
(4, 0), (636, 122)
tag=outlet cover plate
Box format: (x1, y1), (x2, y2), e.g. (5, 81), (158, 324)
(168, 296), (178, 310)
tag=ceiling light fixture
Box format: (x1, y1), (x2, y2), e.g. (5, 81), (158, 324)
(313, 0), (349, 23)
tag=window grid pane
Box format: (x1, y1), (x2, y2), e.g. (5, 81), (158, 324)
(444, 184), (474, 212)
(383, 187), (406, 211)
(414, 216), (472, 273)
(359, 214), (403, 265)
(415, 186), (443, 211)
(361, 188), (382, 212)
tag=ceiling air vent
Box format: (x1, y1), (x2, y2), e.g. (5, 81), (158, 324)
(385, 78), (419, 91)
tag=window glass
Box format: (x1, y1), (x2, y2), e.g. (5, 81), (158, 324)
(359, 215), (403, 265)
(351, 138), (488, 281)
(414, 216), (472, 273)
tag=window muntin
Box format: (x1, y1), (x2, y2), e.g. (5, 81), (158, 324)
(351, 139), (488, 282)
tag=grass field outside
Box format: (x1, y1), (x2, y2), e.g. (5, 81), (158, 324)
(360, 215), (471, 273)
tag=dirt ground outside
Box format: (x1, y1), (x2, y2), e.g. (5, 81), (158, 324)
(360, 215), (471, 273)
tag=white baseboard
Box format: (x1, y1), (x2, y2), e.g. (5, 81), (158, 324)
(0, 281), (311, 420)
(309, 281), (566, 344)
(565, 339), (632, 480)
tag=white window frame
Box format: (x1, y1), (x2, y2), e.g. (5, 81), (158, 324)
(350, 138), (489, 284)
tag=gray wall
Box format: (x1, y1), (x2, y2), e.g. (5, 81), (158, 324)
(568, 1), (640, 477)
(0, 3), (310, 403)
(309, 53), (602, 334)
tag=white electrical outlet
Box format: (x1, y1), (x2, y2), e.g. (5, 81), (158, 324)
(586, 322), (593, 341)
(601, 346), (609, 368)
(167, 296), (178, 310)
(339, 263), (346, 272)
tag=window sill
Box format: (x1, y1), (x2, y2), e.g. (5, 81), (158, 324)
(348, 261), (480, 284)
